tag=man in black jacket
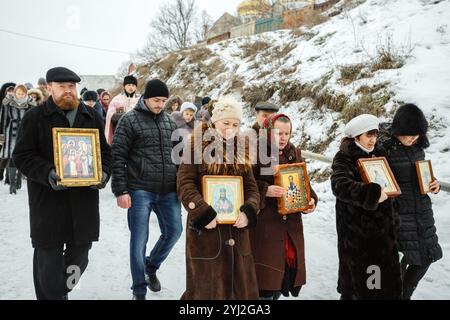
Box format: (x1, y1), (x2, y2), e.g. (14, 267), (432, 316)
(12, 67), (112, 300)
(111, 79), (182, 300)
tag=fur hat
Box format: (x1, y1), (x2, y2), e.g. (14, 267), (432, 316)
(27, 88), (44, 103)
(210, 97), (243, 123)
(123, 75), (138, 87)
(344, 114), (380, 138)
(180, 102), (197, 114)
(391, 104), (428, 136)
(143, 79), (169, 99)
(82, 90), (99, 102)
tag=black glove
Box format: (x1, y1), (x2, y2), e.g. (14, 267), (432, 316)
(189, 206), (217, 234)
(91, 171), (109, 190)
(48, 169), (67, 191)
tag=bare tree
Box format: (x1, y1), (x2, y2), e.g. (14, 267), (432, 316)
(195, 10), (213, 43)
(136, 0), (197, 62)
(151, 0), (197, 50)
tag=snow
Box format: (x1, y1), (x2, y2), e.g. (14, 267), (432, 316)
(1, 177), (449, 300)
(1, 0), (450, 300)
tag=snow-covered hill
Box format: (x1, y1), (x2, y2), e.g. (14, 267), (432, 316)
(1, 0), (449, 300)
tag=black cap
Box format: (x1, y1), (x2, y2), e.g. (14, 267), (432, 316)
(255, 101), (279, 112)
(144, 79), (169, 99)
(46, 67), (81, 83)
(123, 75), (138, 87)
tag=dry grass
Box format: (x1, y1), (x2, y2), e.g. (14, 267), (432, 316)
(371, 51), (405, 72)
(242, 85), (278, 108)
(187, 47), (214, 64)
(155, 53), (180, 78)
(341, 92), (390, 123)
(241, 41), (271, 58)
(338, 64), (366, 85)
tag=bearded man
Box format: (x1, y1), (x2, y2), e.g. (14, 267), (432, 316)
(12, 67), (112, 300)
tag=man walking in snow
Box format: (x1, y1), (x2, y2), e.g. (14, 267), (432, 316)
(13, 67), (112, 300)
(111, 79), (182, 300)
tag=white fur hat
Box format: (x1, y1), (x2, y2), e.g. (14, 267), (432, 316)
(211, 97), (243, 123)
(344, 114), (380, 138)
(180, 102), (197, 114)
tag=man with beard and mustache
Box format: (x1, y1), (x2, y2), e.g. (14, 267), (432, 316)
(12, 67), (112, 300)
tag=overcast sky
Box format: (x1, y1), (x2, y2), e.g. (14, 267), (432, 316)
(0, 0), (243, 86)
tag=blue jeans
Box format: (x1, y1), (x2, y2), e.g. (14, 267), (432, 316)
(128, 191), (182, 296)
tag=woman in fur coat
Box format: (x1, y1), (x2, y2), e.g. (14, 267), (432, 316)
(331, 114), (402, 300)
(177, 97), (260, 300)
(1, 84), (34, 194)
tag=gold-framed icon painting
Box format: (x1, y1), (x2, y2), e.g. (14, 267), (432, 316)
(274, 163), (311, 215)
(416, 160), (435, 195)
(52, 128), (102, 187)
(357, 157), (401, 198)
(202, 175), (244, 224)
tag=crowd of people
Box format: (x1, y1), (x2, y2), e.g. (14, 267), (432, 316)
(0, 66), (443, 301)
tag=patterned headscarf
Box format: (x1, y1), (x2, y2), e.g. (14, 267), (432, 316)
(261, 113), (292, 144)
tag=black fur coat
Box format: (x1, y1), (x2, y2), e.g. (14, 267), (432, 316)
(330, 139), (402, 299)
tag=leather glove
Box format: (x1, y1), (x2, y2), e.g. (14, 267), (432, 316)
(48, 169), (67, 191)
(91, 171), (109, 190)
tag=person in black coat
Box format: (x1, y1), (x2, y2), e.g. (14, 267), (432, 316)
(12, 67), (112, 300)
(331, 114), (402, 300)
(111, 79), (182, 300)
(380, 104), (442, 300)
(0, 82), (16, 182)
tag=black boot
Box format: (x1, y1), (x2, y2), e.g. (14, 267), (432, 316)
(8, 167), (17, 194)
(16, 171), (22, 190)
(147, 273), (161, 292)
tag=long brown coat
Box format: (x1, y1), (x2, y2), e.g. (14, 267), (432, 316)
(177, 124), (260, 300)
(250, 142), (318, 292)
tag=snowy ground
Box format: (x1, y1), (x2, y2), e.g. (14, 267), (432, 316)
(1, 175), (448, 300)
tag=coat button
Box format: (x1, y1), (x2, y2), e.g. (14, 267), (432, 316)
(227, 238), (235, 247)
(188, 202), (196, 210)
(282, 215), (287, 221)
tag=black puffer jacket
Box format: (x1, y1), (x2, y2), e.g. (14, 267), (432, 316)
(111, 97), (178, 196)
(331, 139), (401, 300)
(381, 134), (443, 266)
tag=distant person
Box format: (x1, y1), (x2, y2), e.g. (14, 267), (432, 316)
(0, 82), (16, 182)
(99, 91), (111, 120)
(27, 88), (45, 106)
(105, 75), (140, 144)
(251, 102), (279, 133)
(37, 78), (49, 102)
(82, 91), (103, 118)
(164, 95), (183, 115)
(1, 84), (34, 194)
(195, 96), (211, 122)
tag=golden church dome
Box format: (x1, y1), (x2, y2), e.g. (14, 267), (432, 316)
(237, 0), (271, 17)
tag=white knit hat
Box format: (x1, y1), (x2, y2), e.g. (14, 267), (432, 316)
(344, 114), (380, 138)
(211, 97), (243, 123)
(180, 102), (197, 114)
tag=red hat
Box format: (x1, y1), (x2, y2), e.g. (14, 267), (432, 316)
(261, 113), (292, 144)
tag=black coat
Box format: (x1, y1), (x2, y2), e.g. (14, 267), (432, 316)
(111, 97), (178, 196)
(330, 140), (402, 299)
(382, 135), (443, 266)
(12, 97), (112, 248)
